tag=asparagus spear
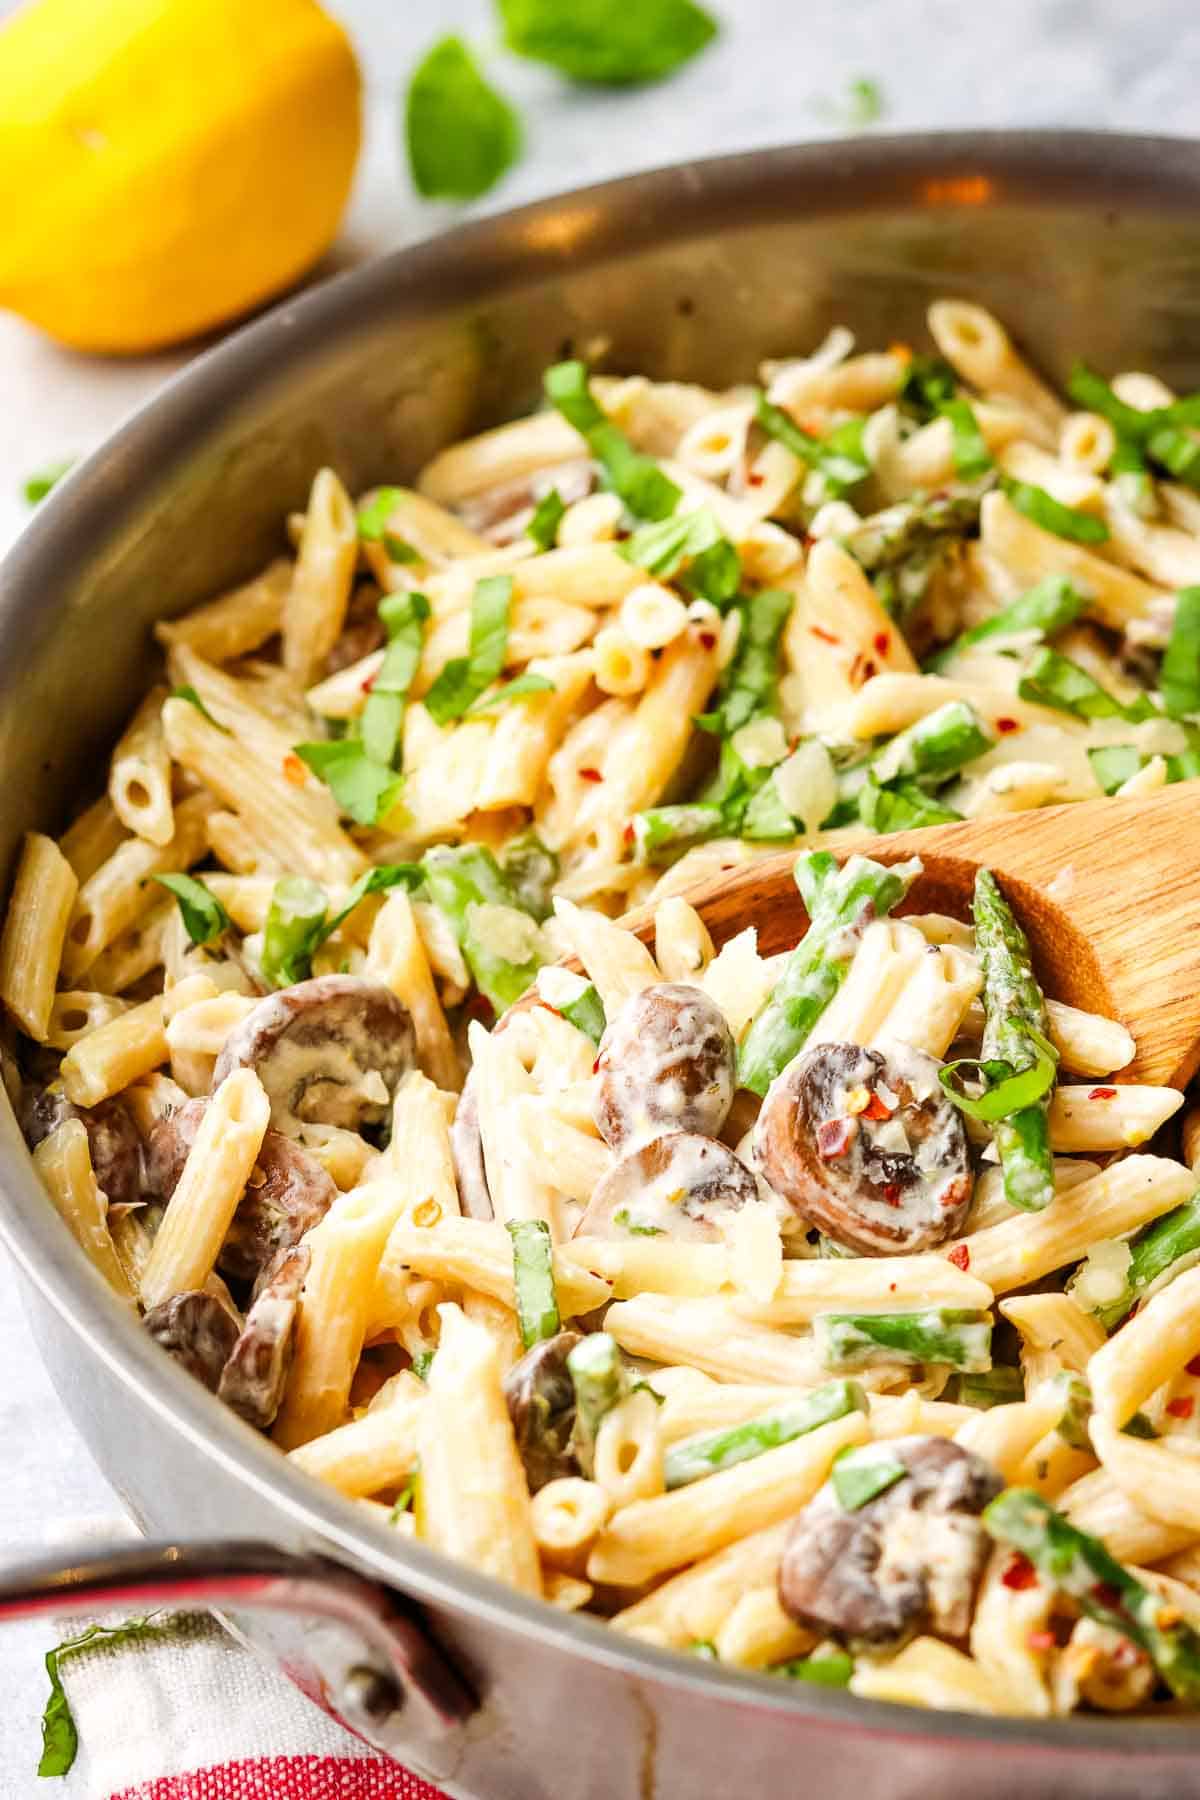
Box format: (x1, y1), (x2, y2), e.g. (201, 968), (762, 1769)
(1017, 646), (1155, 723)
(984, 1488), (1200, 1701)
(814, 1307), (993, 1373)
(1095, 1196), (1200, 1330)
(738, 851), (922, 1095)
(948, 1366), (1025, 1409)
(969, 868), (1058, 1212)
(567, 1333), (627, 1476)
(631, 803), (727, 867)
(663, 1381), (868, 1490)
(868, 699), (993, 786)
(924, 575), (1084, 672)
(506, 1221), (560, 1350)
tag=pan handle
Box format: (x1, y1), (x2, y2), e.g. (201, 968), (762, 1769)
(0, 1538), (475, 1738)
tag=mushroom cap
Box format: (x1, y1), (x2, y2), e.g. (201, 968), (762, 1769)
(211, 975), (415, 1136)
(218, 1242), (309, 1428)
(778, 1434), (1003, 1647)
(143, 1289), (240, 1393)
(503, 1329), (582, 1491)
(755, 1040), (972, 1255)
(145, 1096), (335, 1288)
(592, 982), (736, 1152)
(576, 1131), (758, 1243)
(22, 1083), (141, 1208)
(450, 1070), (494, 1221)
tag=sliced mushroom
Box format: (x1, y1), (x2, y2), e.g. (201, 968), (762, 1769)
(503, 1329), (582, 1491)
(145, 1097), (334, 1288)
(324, 584), (386, 676)
(593, 983), (736, 1152)
(778, 1435), (1002, 1647)
(755, 1040), (972, 1255)
(457, 459), (594, 543)
(143, 1289), (240, 1393)
(22, 1082), (141, 1208)
(211, 975), (415, 1137)
(218, 1242), (309, 1429)
(576, 1131), (758, 1243)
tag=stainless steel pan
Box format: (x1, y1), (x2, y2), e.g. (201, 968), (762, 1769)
(4, 131), (1200, 1798)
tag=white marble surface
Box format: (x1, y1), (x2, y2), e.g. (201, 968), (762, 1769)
(1, 0), (1199, 1791)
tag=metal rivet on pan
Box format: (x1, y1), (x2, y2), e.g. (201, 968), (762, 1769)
(340, 1663), (402, 1724)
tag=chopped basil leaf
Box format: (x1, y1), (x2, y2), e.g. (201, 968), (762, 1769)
(464, 671), (556, 716)
(857, 776), (962, 832)
(740, 774), (799, 841)
(831, 1444), (907, 1511)
(389, 1471), (419, 1521)
(526, 486), (566, 550)
(1066, 363), (1154, 440)
(153, 873), (230, 947)
(499, 0), (717, 85)
(1160, 587), (1200, 719)
(544, 360), (680, 520)
(698, 588), (792, 734)
(357, 488), (405, 542)
(940, 396), (993, 481)
(1017, 647), (1155, 723)
(612, 1207), (667, 1237)
(690, 1639), (719, 1659)
(420, 843), (545, 1011)
(1124, 1412), (1160, 1440)
(261, 876), (329, 988)
(423, 575), (513, 725)
(1087, 743), (1144, 795)
(1000, 475), (1109, 545)
(404, 37), (521, 201)
(411, 1350), (435, 1381)
(559, 981), (606, 1043)
(940, 1024), (1059, 1122)
(1146, 424), (1200, 490)
(361, 590), (431, 766)
(22, 457), (76, 506)
(900, 355), (958, 421)
(294, 739), (404, 826)
(620, 507), (740, 604)
(39, 1615), (166, 1776)
(317, 864), (424, 947)
(753, 391), (869, 498)
(925, 575), (1083, 672)
(169, 684), (228, 730)
(773, 1649), (854, 1687)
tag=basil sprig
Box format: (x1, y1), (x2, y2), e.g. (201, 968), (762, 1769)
(499, 0), (717, 84)
(405, 37), (521, 201)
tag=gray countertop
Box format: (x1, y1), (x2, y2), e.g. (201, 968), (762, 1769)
(1, 0), (1198, 1790)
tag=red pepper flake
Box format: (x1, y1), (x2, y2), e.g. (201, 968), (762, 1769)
(1091, 1581), (1123, 1611)
(360, 672), (378, 694)
(1186, 1356), (1200, 1377)
(889, 1282), (897, 1292)
(810, 625), (840, 645)
(748, 471), (765, 487)
(623, 822), (635, 845)
(1026, 1630), (1056, 1652)
(948, 1243), (970, 1271)
(579, 767), (603, 783)
(1088, 1086), (1117, 1100)
(1167, 1395), (1196, 1420)
(281, 753), (307, 787)
(873, 632), (890, 656)
(1002, 1555), (1037, 1591)
(592, 1057), (601, 1075)
(849, 652), (864, 684)
(996, 717), (1020, 734)
(699, 632), (717, 650)
(817, 1117), (856, 1159)
(863, 1091), (894, 1121)
(861, 659), (877, 682)
(536, 1000), (565, 1020)
(882, 1182), (902, 1207)
(466, 993), (495, 1024)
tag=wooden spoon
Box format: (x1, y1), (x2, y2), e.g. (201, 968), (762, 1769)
(623, 782), (1200, 1090)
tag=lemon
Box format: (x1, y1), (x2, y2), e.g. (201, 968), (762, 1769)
(0, 0), (361, 354)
